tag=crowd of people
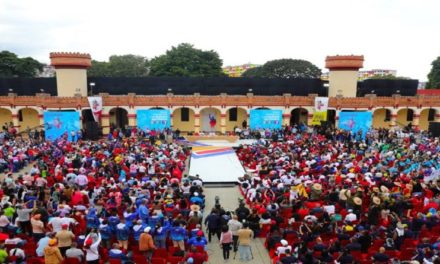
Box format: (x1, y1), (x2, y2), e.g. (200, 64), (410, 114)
(0, 127), (218, 264)
(236, 124), (440, 263)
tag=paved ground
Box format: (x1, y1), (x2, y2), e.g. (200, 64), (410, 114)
(203, 186), (270, 264)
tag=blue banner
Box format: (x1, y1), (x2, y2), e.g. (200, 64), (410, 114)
(137, 109), (171, 131)
(249, 109), (282, 130)
(338, 111), (372, 138)
(44, 111), (80, 142)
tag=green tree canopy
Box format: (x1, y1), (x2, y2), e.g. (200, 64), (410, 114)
(241, 66), (264, 78)
(88, 54), (149, 77)
(242, 59), (321, 79)
(427, 56), (440, 89)
(149, 43), (225, 77)
(0, 51), (43, 77)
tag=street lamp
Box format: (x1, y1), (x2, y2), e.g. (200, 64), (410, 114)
(89, 82), (95, 96)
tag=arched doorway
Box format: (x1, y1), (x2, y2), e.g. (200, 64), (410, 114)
(109, 108), (128, 129)
(82, 109), (101, 140)
(172, 107), (195, 133)
(397, 108), (414, 128)
(373, 108), (391, 128)
(18, 108), (39, 132)
(327, 109), (336, 128)
(226, 107), (247, 131)
(0, 108), (13, 131)
(200, 107), (221, 133)
(290, 108), (308, 125)
(419, 108), (436, 131)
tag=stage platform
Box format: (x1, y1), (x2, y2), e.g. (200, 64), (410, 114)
(187, 139), (255, 183)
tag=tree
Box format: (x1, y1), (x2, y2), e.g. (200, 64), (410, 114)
(241, 66), (264, 78)
(88, 54), (149, 77)
(241, 59), (321, 79)
(0, 51), (43, 77)
(427, 56), (440, 89)
(149, 43), (225, 77)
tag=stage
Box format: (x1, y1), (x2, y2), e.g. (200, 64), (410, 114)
(186, 138), (256, 183)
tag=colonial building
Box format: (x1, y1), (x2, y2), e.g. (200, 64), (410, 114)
(0, 52), (438, 135)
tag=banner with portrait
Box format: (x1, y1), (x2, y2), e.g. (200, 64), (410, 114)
(249, 109), (282, 130)
(311, 97), (329, 125)
(338, 111), (372, 139)
(137, 109), (171, 131)
(44, 111), (80, 142)
(87, 96), (103, 122)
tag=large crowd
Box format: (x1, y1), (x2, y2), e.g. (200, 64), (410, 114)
(2, 121), (440, 264)
(236, 125), (440, 263)
(0, 127), (213, 264)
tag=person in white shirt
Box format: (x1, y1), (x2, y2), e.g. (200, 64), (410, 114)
(344, 209), (357, 223)
(276, 239), (292, 255)
(84, 232), (101, 263)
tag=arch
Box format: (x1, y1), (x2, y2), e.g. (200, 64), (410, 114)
(200, 107), (221, 133)
(109, 107), (128, 129)
(419, 108), (436, 131)
(0, 108), (13, 130)
(172, 107), (195, 133)
(81, 109), (102, 140)
(290, 108), (308, 125)
(18, 108), (40, 132)
(397, 108), (414, 128)
(372, 108), (392, 128)
(225, 107), (248, 131)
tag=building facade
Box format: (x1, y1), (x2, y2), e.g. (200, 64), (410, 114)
(0, 52), (439, 135)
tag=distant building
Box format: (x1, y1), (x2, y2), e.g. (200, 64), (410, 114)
(223, 64), (260, 77)
(321, 69), (397, 81)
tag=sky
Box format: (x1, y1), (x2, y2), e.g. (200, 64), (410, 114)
(0, 0), (439, 81)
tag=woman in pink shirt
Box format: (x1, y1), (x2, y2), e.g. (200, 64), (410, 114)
(219, 225), (233, 261)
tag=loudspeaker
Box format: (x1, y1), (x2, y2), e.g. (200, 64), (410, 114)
(84, 122), (100, 140)
(429, 122), (440, 137)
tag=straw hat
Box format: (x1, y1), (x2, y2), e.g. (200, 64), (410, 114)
(339, 189), (351, 201)
(372, 187), (380, 193)
(353, 197), (362, 206)
(190, 204), (200, 211)
(380, 185), (390, 193)
(312, 183), (322, 191)
(372, 196), (381, 205)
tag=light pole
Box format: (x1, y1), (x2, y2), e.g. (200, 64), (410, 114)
(89, 82), (95, 96)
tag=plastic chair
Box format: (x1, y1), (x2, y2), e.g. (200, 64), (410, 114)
(168, 256), (184, 264)
(108, 259), (122, 264)
(62, 258), (81, 264)
(151, 258), (166, 264)
(152, 248), (168, 258)
(132, 254), (149, 264)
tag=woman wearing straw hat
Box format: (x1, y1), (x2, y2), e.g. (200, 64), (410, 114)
(310, 183), (322, 201)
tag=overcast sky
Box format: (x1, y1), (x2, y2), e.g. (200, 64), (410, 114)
(1, 0), (439, 81)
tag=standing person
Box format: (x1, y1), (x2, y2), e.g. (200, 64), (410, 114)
(170, 222), (187, 251)
(56, 224), (75, 257)
(84, 231), (101, 264)
(16, 201), (35, 236)
(31, 214), (45, 242)
(116, 218), (129, 250)
(220, 225), (233, 261)
(204, 209), (221, 242)
(227, 214), (242, 253)
(237, 222), (254, 262)
(43, 239), (64, 264)
(139, 227), (156, 263)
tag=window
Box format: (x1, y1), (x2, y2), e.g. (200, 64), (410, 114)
(181, 108), (189, 122)
(18, 110), (23, 122)
(229, 108), (238, 121)
(407, 110), (413, 121)
(429, 109), (435, 121)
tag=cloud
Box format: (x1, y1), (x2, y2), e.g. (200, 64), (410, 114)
(0, 0), (439, 81)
